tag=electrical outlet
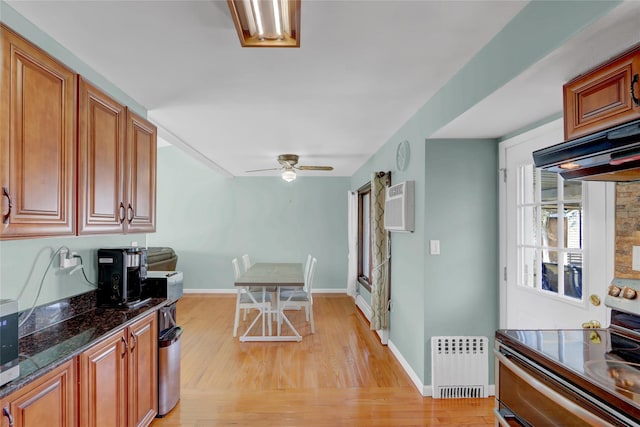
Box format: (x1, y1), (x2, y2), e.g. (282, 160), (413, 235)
(60, 249), (79, 269)
(59, 248), (69, 269)
(634, 246), (640, 271)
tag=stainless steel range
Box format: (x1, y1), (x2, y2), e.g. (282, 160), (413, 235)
(495, 278), (640, 426)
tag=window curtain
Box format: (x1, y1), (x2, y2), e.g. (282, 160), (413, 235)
(370, 171), (391, 331)
(347, 191), (358, 298)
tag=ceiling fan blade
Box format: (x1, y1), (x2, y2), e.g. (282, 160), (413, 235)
(297, 165), (334, 171)
(245, 167), (282, 173)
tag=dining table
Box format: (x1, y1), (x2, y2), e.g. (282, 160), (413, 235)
(234, 262), (305, 342)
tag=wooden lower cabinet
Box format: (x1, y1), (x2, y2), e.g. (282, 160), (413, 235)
(79, 313), (158, 427)
(1, 360), (76, 427)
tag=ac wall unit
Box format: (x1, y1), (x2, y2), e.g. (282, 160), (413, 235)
(384, 180), (414, 232)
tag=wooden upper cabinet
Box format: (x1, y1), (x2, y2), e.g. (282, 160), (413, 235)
(564, 44), (640, 140)
(78, 83), (156, 235)
(78, 78), (127, 235)
(125, 111), (157, 234)
(0, 24), (76, 239)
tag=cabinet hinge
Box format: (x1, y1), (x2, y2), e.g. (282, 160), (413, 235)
(503, 266), (507, 281)
(500, 168), (507, 183)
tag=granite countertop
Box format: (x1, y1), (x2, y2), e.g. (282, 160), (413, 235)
(0, 298), (167, 398)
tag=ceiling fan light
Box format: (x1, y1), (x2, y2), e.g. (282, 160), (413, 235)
(282, 169), (297, 182)
(227, 0), (301, 47)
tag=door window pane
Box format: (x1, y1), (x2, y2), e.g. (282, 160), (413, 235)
(516, 166), (584, 300)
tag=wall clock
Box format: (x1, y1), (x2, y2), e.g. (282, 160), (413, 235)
(396, 140), (410, 171)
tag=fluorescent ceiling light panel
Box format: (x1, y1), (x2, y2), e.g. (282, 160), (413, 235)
(228, 0), (301, 47)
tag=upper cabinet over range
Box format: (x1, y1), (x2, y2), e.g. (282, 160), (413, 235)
(564, 43), (640, 141)
(0, 24), (157, 240)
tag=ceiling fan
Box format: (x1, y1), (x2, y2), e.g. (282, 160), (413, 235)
(246, 154), (334, 181)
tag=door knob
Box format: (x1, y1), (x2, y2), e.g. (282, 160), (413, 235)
(581, 320), (601, 329)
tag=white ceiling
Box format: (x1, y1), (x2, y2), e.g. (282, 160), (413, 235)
(6, 1), (640, 177)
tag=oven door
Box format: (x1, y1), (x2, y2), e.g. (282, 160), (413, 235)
(495, 344), (634, 427)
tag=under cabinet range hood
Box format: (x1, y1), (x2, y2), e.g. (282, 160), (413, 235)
(533, 118), (640, 181)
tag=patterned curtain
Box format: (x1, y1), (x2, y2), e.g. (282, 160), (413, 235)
(370, 171), (391, 330)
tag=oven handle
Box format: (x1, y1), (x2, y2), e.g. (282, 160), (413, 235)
(495, 349), (615, 427)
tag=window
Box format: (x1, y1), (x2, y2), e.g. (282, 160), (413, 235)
(358, 182), (372, 291)
(517, 165), (583, 300)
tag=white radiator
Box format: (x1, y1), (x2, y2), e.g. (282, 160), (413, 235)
(431, 336), (488, 398)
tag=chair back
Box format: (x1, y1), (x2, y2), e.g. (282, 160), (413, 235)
(232, 258), (242, 280)
(303, 254), (312, 287)
(305, 258), (317, 300)
(242, 254), (252, 272)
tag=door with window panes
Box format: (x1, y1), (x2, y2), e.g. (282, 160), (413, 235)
(501, 120), (613, 329)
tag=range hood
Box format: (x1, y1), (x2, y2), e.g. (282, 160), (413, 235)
(533, 118), (640, 181)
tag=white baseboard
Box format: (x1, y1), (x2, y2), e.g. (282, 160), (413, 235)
(387, 339), (428, 396)
(184, 288), (347, 294)
(355, 294), (372, 320)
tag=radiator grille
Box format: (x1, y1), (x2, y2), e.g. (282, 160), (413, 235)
(431, 336), (488, 399)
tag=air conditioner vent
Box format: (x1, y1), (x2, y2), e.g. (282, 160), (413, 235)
(384, 180), (414, 232)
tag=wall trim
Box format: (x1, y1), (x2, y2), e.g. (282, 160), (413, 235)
(388, 339), (428, 396)
(184, 288), (347, 294)
(355, 294), (372, 320)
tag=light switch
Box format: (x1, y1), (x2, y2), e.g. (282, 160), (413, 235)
(633, 246), (640, 271)
(430, 240), (440, 255)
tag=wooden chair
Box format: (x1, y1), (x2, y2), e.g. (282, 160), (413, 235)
(232, 258), (272, 337)
(279, 257), (317, 333)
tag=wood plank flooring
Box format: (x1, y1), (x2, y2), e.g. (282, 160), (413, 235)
(151, 294), (494, 426)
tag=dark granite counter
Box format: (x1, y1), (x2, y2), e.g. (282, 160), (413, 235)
(0, 297), (167, 398)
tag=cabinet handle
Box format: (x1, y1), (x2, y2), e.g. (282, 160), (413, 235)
(127, 203), (134, 223)
(130, 332), (137, 351)
(632, 74), (640, 107)
(2, 187), (12, 225)
(3, 406), (14, 427)
(121, 336), (128, 358)
(119, 202), (126, 224)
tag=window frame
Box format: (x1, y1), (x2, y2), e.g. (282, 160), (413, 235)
(357, 182), (372, 292)
(516, 166), (584, 301)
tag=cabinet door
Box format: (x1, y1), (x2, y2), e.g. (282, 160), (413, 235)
(0, 24), (76, 239)
(79, 331), (128, 427)
(2, 360), (75, 427)
(564, 46), (640, 140)
(78, 78), (126, 235)
(125, 111), (156, 234)
(128, 314), (158, 427)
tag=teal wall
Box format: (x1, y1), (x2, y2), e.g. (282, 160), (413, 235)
(351, 120), (426, 381)
(423, 139), (498, 383)
(350, 0), (620, 388)
(148, 146), (350, 291)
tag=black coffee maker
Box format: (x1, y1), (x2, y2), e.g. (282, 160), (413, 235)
(97, 247), (148, 308)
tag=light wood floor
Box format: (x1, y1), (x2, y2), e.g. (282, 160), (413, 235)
(151, 294), (494, 426)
